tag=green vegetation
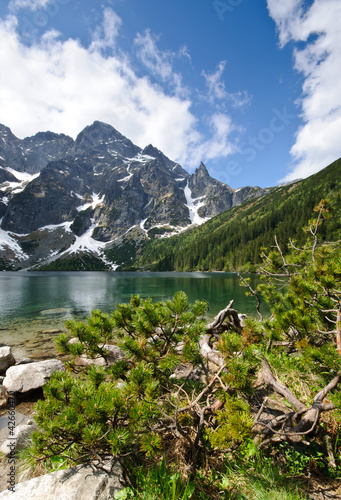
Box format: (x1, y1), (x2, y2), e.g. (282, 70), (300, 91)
(22, 201), (341, 498)
(19, 239), (40, 254)
(133, 157), (341, 272)
(105, 238), (142, 268)
(36, 252), (109, 271)
(147, 226), (174, 239)
(0, 258), (16, 271)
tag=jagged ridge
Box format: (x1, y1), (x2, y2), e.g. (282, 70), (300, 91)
(0, 121), (271, 270)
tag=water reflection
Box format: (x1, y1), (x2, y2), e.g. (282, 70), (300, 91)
(0, 271), (266, 359)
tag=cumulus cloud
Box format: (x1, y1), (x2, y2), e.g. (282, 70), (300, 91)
(268, 0), (341, 182)
(0, 8), (237, 171)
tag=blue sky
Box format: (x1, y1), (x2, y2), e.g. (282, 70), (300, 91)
(0, 1), (340, 188)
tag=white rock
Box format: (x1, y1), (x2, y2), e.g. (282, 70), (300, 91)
(0, 421), (38, 456)
(0, 412), (28, 442)
(0, 462), (124, 499)
(0, 347), (15, 374)
(77, 344), (124, 367)
(3, 359), (65, 393)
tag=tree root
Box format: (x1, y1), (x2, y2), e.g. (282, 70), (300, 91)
(206, 299), (243, 335)
(201, 300), (245, 366)
(256, 357), (340, 447)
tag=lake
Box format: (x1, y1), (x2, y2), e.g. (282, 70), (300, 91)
(0, 271), (264, 360)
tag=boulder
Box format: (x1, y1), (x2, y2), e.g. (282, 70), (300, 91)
(0, 385), (7, 408)
(76, 344), (124, 367)
(3, 359), (65, 393)
(0, 462), (124, 499)
(0, 412), (32, 452)
(0, 347), (15, 374)
(0, 420), (38, 456)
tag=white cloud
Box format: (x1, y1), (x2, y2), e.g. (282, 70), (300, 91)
(9, 0), (52, 12)
(268, 0), (341, 182)
(202, 61), (228, 102)
(134, 29), (173, 82)
(202, 61), (251, 108)
(133, 29), (189, 98)
(182, 113), (237, 167)
(266, 0), (305, 47)
(0, 8), (237, 171)
(90, 8), (122, 51)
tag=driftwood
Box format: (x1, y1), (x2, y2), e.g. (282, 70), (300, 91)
(206, 299), (243, 334)
(258, 357), (340, 447)
(199, 334), (224, 367)
(200, 300), (245, 366)
(262, 357), (306, 413)
(337, 304), (341, 355)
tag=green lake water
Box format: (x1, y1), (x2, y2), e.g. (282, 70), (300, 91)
(0, 271), (264, 360)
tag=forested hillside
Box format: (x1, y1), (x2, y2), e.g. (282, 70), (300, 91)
(134, 158), (341, 272)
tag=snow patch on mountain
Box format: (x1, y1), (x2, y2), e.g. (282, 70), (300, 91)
(140, 218), (148, 233)
(0, 168), (39, 195)
(183, 182), (210, 225)
(76, 192), (105, 211)
(38, 222), (73, 233)
(0, 227), (28, 259)
(62, 222), (106, 256)
(5, 168), (39, 182)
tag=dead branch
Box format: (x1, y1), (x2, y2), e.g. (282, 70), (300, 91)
(258, 358), (340, 447)
(274, 235), (291, 276)
(261, 357), (306, 412)
(323, 435), (336, 469)
(206, 299), (242, 334)
(337, 304), (341, 355)
(293, 372), (340, 434)
(199, 334), (224, 366)
(238, 273), (263, 321)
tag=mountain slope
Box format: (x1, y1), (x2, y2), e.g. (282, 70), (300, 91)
(134, 157), (341, 272)
(0, 121), (271, 270)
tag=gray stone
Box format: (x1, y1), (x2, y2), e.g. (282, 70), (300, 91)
(0, 421), (38, 456)
(0, 385), (7, 408)
(0, 462), (124, 499)
(3, 359), (65, 393)
(77, 344), (124, 367)
(0, 347), (15, 374)
(15, 359), (33, 366)
(0, 412), (31, 448)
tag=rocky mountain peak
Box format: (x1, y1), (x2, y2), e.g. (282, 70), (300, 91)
(0, 124), (26, 172)
(189, 161), (226, 195)
(0, 120), (272, 271)
(141, 144), (188, 177)
(0, 123), (16, 139)
(197, 162), (210, 179)
(74, 121), (140, 157)
(141, 144), (160, 157)
(0, 124), (75, 174)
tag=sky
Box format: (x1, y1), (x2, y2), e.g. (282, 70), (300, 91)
(0, 0), (340, 189)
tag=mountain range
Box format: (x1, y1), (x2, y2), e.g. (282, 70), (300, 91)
(0, 121), (271, 271)
(136, 156), (341, 273)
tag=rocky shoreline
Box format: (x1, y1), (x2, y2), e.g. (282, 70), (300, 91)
(0, 345), (125, 498)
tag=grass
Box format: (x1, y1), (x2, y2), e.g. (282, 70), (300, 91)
(113, 451), (310, 500)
